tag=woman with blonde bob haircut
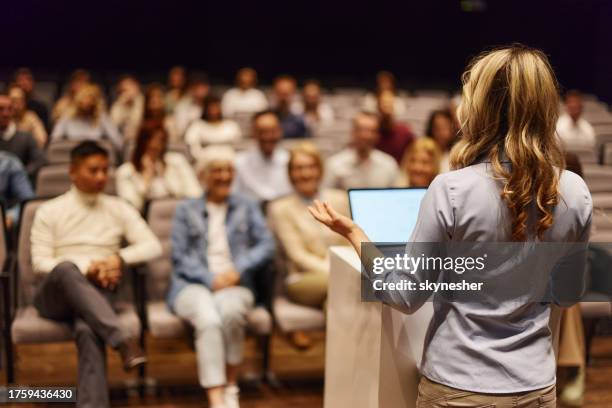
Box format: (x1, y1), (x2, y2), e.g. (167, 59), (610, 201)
(309, 45), (592, 406)
(397, 138), (442, 187)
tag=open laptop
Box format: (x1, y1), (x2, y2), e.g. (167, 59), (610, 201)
(348, 187), (427, 243)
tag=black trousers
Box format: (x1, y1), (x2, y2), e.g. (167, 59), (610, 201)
(33, 262), (127, 408)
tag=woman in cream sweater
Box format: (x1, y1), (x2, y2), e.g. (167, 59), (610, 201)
(268, 142), (349, 348)
(116, 123), (201, 211)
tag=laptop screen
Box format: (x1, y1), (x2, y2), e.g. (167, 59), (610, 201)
(348, 188), (427, 243)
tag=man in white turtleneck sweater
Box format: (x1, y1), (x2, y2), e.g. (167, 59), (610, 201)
(30, 141), (162, 408)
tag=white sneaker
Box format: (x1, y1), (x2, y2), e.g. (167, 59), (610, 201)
(560, 366), (585, 407)
(224, 384), (241, 408)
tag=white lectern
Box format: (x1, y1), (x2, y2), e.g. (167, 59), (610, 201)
(323, 246), (561, 408)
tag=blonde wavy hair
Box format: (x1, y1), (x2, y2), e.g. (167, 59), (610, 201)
(450, 45), (565, 241)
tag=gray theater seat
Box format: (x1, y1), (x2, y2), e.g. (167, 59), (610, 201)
(36, 165), (116, 197)
(47, 139), (117, 166)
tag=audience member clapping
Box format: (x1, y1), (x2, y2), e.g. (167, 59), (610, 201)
(233, 110), (293, 201)
(8, 84), (48, 148)
(272, 75), (310, 138)
(51, 84), (123, 150)
(168, 145), (275, 408)
(221, 67), (269, 117)
(13, 68), (49, 129)
(0, 151), (34, 228)
(165, 66), (188, 114)
(110, 75), (145, 142)
(425, 109), (457, 172)
(52, 69), (91, 123)
(397, 138), (441, 187)
(185, 94), (242, 160)
(376, 90), (415, 163)
(116, 124), (201, 211)
(323, 111), (398, 189)
(30, 141), (162, 407)
(556, 89), (596, 151)
(0, 92), (46, 180)
(268, 142), (348, 349)
(174, 73), (210, 136)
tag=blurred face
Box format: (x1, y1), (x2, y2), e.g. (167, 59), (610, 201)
(274, 78), (296, 105)
(0, 96), (13, 129)
(254, 113), (282, 157)
(206, 101), (222, 122)
(289, 152), (322, 197)
(9, 87), (27, 115)
(118, 78), (140, 98)
(70, 74), (89, 95)
(76, 91), (97, 116)
(169, 67), (186, 89)
(237, 68), (256, 89)
(15, 73), (34, 94)
(406, 150), (436, 187)
(352, 114), (379, 154)
(202, 161), (234, 201)
(70, 154), (109, 194)
(147, 88), (165, 112)
(145, 130), (167, 161)
(431, 114), (454, 150)
(377, 73), (395, 92)
(565, 95), (583, 121)
(191, 82), (209, 103)
(377, 91), (395, 117)
(303, 83), (321, 106)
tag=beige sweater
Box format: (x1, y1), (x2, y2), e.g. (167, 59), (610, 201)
(267, 189), (349, 278)
(31, 187), (162, 274)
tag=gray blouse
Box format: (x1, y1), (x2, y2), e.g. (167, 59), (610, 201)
(380, 158), (592, 393)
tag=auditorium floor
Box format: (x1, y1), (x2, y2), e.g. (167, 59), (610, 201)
(2, 332), (612, 407)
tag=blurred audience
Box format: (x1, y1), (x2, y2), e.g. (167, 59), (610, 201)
(425, 109), (457, 172)
(174, 73), (210, 136)
(268, 142), (348, 349)
(0, 92), (46, 180)
(272, 75), (310, 139)
(110, 75), (144, 142)
(116, 124), (201, 212)
(221, 67), (268, 117)
(52, 69), (91, 123)
(556, 90), (596, 151)
(165, 66), (188, 114)
(323, 112), (398, 189)
(397, 138), (441, 187)
(376, 90), (415, 163)
(143, 84), (180, 143)
(185, 94), (242, 160)
(51, 84), (123, 151)
(168, 145), (275, 408)
(30, 141), (162, 408)
(233, 110), (292, 201)
(13, 68), (50, 129)
(362, 71), (406, 116)
(297, 80), (334, 127)
(0, 151), (34, 228)
(8, 84), (48, 148)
